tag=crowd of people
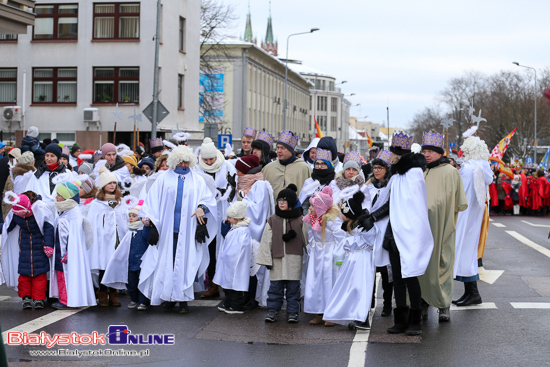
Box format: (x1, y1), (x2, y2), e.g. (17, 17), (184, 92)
(0, 124), (510, 335)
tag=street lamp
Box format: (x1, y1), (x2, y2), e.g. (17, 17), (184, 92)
(345, 93), (355, 97)
(283, 28), (319, 131)
(335, 80), (347, 86)
(513, 61), (538, 163)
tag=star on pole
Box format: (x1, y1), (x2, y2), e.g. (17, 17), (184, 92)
(441, 118), (455, 130)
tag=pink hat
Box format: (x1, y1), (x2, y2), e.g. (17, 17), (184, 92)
(101, 143), (117, 158)
(12, 194), (32, 218)
(309, 186), (333, 217)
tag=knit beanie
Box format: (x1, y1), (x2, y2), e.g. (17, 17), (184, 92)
(138, 157), (155, 170)
(27, 126), (39, 139)
(17, 151), (34, 165)
(56, 181), (80, 200)
(78, 161), (94, 175)
(235, 154), (260, 174)
(8, 148), (21, 160)
(12, 194), (32, 217)
(98, 166), (117, 190)
(76, 177), (95, 194)
(101, 143), (117, 158)
(71, 144), (80, 155)
(340, 190), (365, 220)
(200, 137), (218, 159)
(317, 137), (338, 164)
(129, 200), (144, 216)
(226, 201), (247, 219)
(343, 160), (360, 172)
(45, 143), (62, 159)
(277, 183), (298, 209)
(310, 186), (334, 217)
(123, 155), (138, 167)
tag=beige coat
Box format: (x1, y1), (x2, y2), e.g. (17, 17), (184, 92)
(261, 159), (311, 200)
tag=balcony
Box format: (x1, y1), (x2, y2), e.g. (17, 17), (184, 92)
(0, 0), (36, 34)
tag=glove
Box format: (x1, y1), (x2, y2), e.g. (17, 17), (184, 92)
(61, 254), (68, 264)
(227, 173), (237, 190)
(357, 214), (375, 232)
(221, 220), (231, 238)
(148, 223), (159, 245)
(195, 217), (209, 244)
(43, 246), (54, 258)
(227, 186), (236, 202)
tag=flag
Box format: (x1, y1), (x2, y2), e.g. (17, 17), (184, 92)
(314, 116), (324, 138)
(489, 128), (517, 179)
(366, 132), (373, 149)
(538, 146), (550, 170)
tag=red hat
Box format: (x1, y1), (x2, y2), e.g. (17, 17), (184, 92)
(235, 154), (260, 174)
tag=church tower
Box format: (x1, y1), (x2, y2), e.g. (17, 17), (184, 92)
(261, 2), (278, 56)
(243, 4), (256, 44)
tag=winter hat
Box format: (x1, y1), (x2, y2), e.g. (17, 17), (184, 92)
(61, 154), (70, 163)
(226, 201), (247, 219)
(340, 190), (365, 220)
(101, 143), (117, 158)
(310, 186), (334, 217)
(128, 200), (144, 216)
(277, 183), (298, 209)
(138, 157), (155, 170)
(10, 193), (32, 217)
(8, 148), (21, 160)
(98, 166), (117, 190)
(45, 143), (62, 159)
(123, 154), (138, 167)
(56, 181), (80, 200)
(235, 154), (260, 174)
(317, 137), (338, 165)
(71, 144), (80, 155)
(27, 126), (39, 139)
(17, 151), (34, 165)
(78, 161), (94, 175)
(76, 177), (95, 194)
(200, 137), (218, 159)
(343, 151), (362, 172)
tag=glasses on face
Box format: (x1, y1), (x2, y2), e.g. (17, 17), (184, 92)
(277, 198), (287, 203)
(314, 162), (328, 168)
(373, 166), (385, 171)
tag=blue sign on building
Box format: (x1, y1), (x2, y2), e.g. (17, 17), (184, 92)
(218, 134), (232, 149)
(526, 157), (533, 165)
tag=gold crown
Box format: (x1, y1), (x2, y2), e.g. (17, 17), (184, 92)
(391, 131), (413, 150)
(422, 131), (444, 149)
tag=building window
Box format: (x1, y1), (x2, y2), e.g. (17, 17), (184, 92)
(93, 67), (139, 103)
(93, 3), (140, 40)
(318, 116), (327, 131)
(32, 68), (77, 104)
(0, 34), (18, 42)
(314, 79), (321, 90)
(317, 96), (327, 112)
(179, 17), (186, 52)
(178, 74), (184, 109)
(34, 4), (78, 40)
(331, 116), (337, 131)
(329, 81), (334, 91)
(0, 69), (17, 104)
(56, 132), (76, 142)
(331, 97), (338, 112)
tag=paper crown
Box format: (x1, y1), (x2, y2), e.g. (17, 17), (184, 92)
(344, 151), (362, 165)
(61, 146), (70, 156)
(256, 131), (275, 146)
(150, 138), (163, 148)
(422, 131), (445, 149)
(243, 126), (257, 139)
(315, 148), (332, 162)
(391, 131), (413, 150)
(376, 150), (392, 166)
(93, 150), (103, 163)
(277, 130), (299, 149)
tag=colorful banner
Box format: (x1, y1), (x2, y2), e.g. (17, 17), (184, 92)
(538, 146), (550, 170)
(314, 116), (324, 138)
(366, 132), (373, 149)
(489, 128), (517, 179)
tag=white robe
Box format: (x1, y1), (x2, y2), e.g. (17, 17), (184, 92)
(304, 216), (346, 314)
(49, 205), (96, 307)
(26, 169), (76, 215)
(138, 169), (218, 304)
(241, 180), (275, 242)
(101, 229), (133, 290)
(139, 170), (166, 200)
(13, 171), (35, 194)
(388, 167), (434, 278)
(213, 223), (252, 292)
(454, 159), (493, 278)
(323, 227), (376, 325)
(366, 183), (391, 268)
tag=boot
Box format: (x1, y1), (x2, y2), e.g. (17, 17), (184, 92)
(456, 281), (482, 306)
(309, 315), (324, 325)
(405, 309), (422, 336)
(381, 282), (393, 317)
(201, 284), (220, 298)
(98, 291), (109, 307)
(452, 282), (469, 305)
(108, 290), (121, 307)
(387, 307), (409, 334)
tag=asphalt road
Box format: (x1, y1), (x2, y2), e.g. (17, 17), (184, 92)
(2, 215), (549, 367)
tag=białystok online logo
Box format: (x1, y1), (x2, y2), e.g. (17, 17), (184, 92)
(7, 325), (175, 347)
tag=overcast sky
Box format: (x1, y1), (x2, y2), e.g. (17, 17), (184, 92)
(229, 0), (548, 129)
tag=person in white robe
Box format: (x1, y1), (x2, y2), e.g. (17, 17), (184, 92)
(138, 145), (217, 314)
(331, 151), (370, 207)
(92, 143), (131, 187)
(453, 134), (493, 306)
(138, 155), (169, 199)
(302, 137), (320, 169)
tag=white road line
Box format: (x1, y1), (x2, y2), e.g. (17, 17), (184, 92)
(511, 302), (550, 309)
(189, 300), (221, 307)
(489, 218), (493, 222)
(0, 296), (11, 302)
(492, 223), (506, 228)
(2, 308), (87, 344)
(450, 302), (497, 310)
(521, 220), (550, 228)
(478, 267), (504, 285)
(506, 230), (550, 259)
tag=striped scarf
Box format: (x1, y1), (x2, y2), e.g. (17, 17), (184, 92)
(237, 172), (264, 198)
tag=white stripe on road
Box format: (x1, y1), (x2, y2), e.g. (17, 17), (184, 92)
(489, 218), (493, 222)
(478, 267), (504, 285)
(492, 223), (506, 228)
(450, 302), (497, 311)
(2, 308), (87, 344)
(521, 220), (550, 228)
(511, 302), (550, 309)
(506, 230), (550, 259)
(0, 296), (11, 302)
(189, 300), (221, 307)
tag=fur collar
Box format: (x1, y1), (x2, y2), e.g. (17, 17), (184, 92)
(391, 153), (427, 175)
(12, 163), (36, 178)
(335, 174), (365, 190)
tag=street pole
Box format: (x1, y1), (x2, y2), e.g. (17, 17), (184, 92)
(151, 0), (161, 138)
(387, 106), (390, 147)
(283, 28), (319, 132)
(513, 62), (537, 163)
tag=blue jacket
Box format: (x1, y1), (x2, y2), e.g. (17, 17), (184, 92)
(128, 225), (152, 271)
(8, 215), (54, 277)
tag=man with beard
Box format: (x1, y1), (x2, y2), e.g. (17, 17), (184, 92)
(418, 131), (467, 323)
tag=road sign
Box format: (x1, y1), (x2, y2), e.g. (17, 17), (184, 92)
(143, 101), (169, 124)
(218, 134), (232, 149)
(449, 142), (456, 147)
(526, 157), (533, 165)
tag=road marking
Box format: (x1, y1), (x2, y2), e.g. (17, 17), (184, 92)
(450, 302), (497, 310)
(521, 220), (550, 228)
(2, 308), (87, 344)
(478, 267), (504, 285)
(489, 218), (493, 222)
(492, 223), (506, 228)
(0, 296), (11, 302)
(189, 300), (221, 307)
(506, 230), (550, 259)
(511, 302), (550, 309)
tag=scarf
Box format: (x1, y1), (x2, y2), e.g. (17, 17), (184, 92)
(199, 151), (225, 173)
(46, 162), (59, 172)
(427, 156), (451, 169)
(237, 172), (264, 197)
(335, 174), (365, 190)
(303, 213), (322, 232)
(311, 168), (335, 185)
(129, 220), (144, 231)
(55, 199), (78, 213)
(279, 155), (297, 166)
(275, 206), (302, 219)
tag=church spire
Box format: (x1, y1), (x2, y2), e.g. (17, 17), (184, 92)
(243, 3), (255, 44)
(261, 1), (278, 56)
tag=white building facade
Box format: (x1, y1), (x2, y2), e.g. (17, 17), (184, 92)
(0, 0), (200, 150)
